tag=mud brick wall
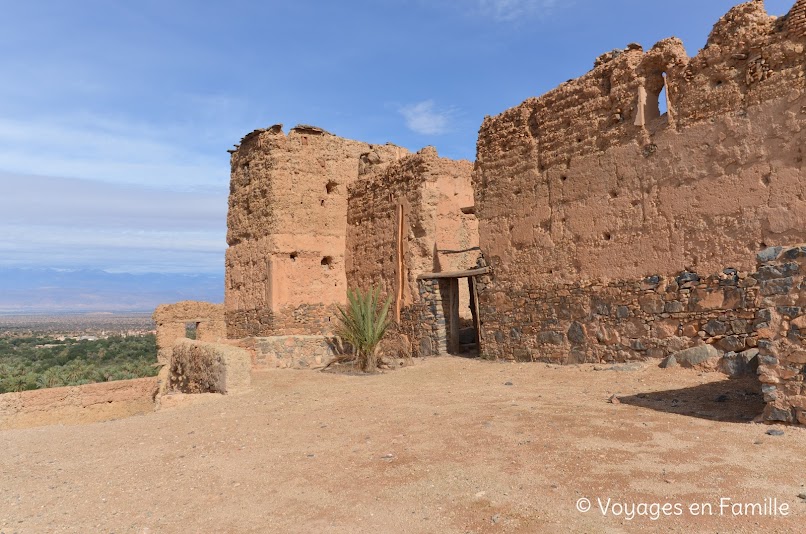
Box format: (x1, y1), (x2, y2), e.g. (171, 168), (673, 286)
(225, 124), (404, 337)
(346, 147), (476, 327)
(0, 377), (158, 430)
(474, 2), (806, 361)
(754, 245), (806, 424)
(153, 301), (225, 365)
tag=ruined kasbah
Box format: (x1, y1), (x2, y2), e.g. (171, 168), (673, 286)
(4, 0), (806, 467)
(145, 1), (806, 427)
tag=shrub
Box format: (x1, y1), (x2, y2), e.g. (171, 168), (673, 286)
(335, 286), (392, 372)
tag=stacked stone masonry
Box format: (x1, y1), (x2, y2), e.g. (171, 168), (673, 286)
(754, 244), (806, 424)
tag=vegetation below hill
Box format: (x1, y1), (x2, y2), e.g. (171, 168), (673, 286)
(0, 334), (158, 393)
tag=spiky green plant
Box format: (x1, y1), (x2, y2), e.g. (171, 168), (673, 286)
(335, 286), (392, 372)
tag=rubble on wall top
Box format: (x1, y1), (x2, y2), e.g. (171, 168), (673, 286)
(291, 124), (331, 136)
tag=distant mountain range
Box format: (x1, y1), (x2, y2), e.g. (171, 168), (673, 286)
(0, 268), (224, 313)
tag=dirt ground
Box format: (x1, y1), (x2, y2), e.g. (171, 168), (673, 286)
(2, 356), (805, 533)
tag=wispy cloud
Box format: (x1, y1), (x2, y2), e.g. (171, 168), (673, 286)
(399, 100), (456, 135)
(475, 0), (560, 21)
(0, 113), (230, 190)
(0, 172), (226, 273)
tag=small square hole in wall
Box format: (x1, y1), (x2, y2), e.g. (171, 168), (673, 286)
(185, 322), (198, 340)
(290, 252), (298, 262)
(326, 180), (339, 194)
(321, 256), (334, 270)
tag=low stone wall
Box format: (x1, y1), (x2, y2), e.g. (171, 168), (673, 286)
(247, 336), (340, 368)
(169, 339), (251, 393)
(0, 377), (159, 430)
(754, 245), (806, 424)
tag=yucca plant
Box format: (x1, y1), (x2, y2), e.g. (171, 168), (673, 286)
(335, 286), (392, 372)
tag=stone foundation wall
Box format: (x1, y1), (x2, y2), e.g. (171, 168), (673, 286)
(226, 303), (339, 338)
(754, 245), (806, 424)
(247, 336), (341, 369)
(477, 267), (764, 364)
(0, 377), (159, 430)
(399, 278), (448, 357)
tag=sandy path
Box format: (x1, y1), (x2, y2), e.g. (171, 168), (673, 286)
(2, 357), (804, 533)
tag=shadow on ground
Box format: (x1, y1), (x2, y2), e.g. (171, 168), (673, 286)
(618, 375), (765, 423)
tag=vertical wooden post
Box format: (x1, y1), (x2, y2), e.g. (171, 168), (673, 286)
(395, 203), (404, 323)
(448, 278), (460, 354)
(469, 276), (481, 348)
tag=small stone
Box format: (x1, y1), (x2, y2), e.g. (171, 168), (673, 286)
(797, 493), (806, 501)
(504, 381), (513, 386)
(491, 514), (501, 524)
(766, 428), (785, 436)
(608, 394), (621, 404)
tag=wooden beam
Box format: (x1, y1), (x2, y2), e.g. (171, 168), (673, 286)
(417, 266), (490, 280)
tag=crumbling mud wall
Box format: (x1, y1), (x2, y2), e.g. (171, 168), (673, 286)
(346, 147), (478, 355)
(346, 147), (477, 313)
(474, 1), (806, 362)
(153, 301), (225, 365)
(0, 377), (159, 430)
(225, 125), (405, 337)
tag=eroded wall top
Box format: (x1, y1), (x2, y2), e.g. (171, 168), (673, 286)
(474, 0), (806, 287)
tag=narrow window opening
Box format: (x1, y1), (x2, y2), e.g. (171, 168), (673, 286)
(184, 322), (198, 340)
(658, 73), (669, 116)
(321, 256), (334, 269)
(326, 180), (339, 194)
(290, 252), (298, 262)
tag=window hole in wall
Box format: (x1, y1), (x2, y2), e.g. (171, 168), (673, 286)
(609, 190), (619, 199)
(561, 175), (568, 182)
(290, 252), (298, 262)
(761, 174), (772, 186)
(326, 180), (339, 194)
(642, 70), (667, 123)
(320, 199), (325, 206)
(603, 232), (612, 241)
(321, 256), (334, 269)
(185, 322), (199, 340)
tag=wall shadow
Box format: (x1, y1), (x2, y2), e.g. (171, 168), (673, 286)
(618, 375), (764, 423)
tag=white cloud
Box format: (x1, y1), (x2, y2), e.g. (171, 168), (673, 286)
(399, 100), (455, 135)
(0, 110), (236, 190)
(475, 0), (560, 22)
(0, 172), (226, 273)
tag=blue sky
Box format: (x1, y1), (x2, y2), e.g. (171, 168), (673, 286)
(0, 0), (795, 275)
